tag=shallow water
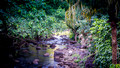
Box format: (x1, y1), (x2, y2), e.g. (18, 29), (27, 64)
(14, 35), (68, 68)
(29, 45), (59, 67)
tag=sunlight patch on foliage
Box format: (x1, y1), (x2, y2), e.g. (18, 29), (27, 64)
(53, 30), (71, 36)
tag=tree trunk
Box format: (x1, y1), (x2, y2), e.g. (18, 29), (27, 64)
(111, 21), (117, 64)
(108, 0), (118, 64)
(75, 33), (77, 41)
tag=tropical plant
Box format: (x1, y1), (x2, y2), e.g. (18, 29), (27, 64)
(90, 15), (112, 68)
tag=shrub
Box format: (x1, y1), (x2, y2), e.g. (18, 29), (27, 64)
(90, 15), (112, 68)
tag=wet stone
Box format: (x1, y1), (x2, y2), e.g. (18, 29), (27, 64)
(42, 47), (47, 50)
(64, 62), (72, 66)
(31, 45), (35, 47)
(50, 44), (56, 49)
(70, 41), (77, 44)
(58, 62), (64, 66)
(54, 51), (64, 58)
(48, 66), (54, 68)
(43, 53), (49, 57)
(33, 59), (39, 65)
(14, 60), (20, 63)
(54, 51), (64, 56)
(54, 56), (61, 62)
(36, 46), (41, 50)
(43, 45), (48, 47)
(22, 49), (29, 53)
(81, 45), (88, 49)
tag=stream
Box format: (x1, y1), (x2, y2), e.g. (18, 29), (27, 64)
(14, 35), (69, 68)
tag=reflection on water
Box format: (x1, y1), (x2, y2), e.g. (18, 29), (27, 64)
(15, 44), (65, 68)
(28, 45), (59, 67)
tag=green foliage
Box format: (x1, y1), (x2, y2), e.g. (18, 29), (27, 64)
(65, 3), (93, 41)
(110, 64), (120, 68)
(69, 32), (75, 40)
(54, 8), (65, 20)
(77, 19), (91, 35)
(51, 21), (67, 32)
(45, 0), (69, 11)
(7, 9), (53, 38)
(78, 54), (92, 68)
(72, 53), (80, 58)
(117, 21), (120, 45)
(74, 59), (80, 63)
(0, 0), (68, 39)
(110, 64), (116, 68)
(51, 8), (68, 32)
(72, 54), (81, 63)
(90, 15), (112, 68)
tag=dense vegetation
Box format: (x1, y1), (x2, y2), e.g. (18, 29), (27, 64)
(90, 15), (112, 68)
(0, 0), (69, 39)
(0, 0), (120, 68)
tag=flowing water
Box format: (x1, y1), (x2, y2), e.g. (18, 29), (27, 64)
(14, 34), (69, 68)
